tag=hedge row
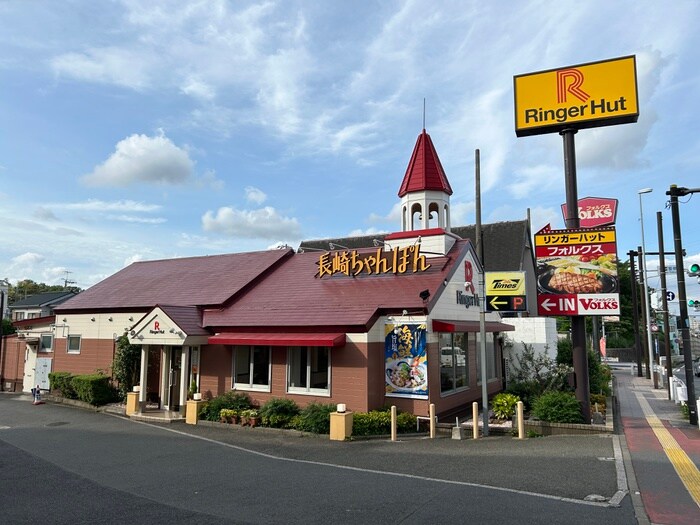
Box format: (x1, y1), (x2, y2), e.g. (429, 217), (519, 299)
(48, 372), (118, 406)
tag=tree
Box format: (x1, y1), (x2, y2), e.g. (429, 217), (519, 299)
(112, 335), (141, 399)
(9, 279), (81, 303)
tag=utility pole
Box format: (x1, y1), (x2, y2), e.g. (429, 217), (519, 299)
(667, 184), (700, 426)
(628, 251), (644, 377)
(656, 211), (674, 400)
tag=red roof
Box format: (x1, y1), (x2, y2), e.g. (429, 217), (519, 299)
(56, 249), (293, 312)
(397, 129), (453, 197)
(203, 241), (471, 331)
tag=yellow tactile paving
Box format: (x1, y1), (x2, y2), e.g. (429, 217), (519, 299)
(635, 392), (700, 508)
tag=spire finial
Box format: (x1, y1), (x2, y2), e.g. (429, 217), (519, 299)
(422, 98), (426, 130)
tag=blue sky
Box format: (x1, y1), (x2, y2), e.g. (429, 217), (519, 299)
(1, 0), (699, 312)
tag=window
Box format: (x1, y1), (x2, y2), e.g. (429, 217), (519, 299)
(476, 332), (497, 382)
(67, 335), (81, 354)
(288, 346), (330, 395)
(28, 312), (39, 319)
(40, 334), (53, 352)
(232, 346), (270, 391)
(14, 312), (25, 321)
(439, 332), (469, 395)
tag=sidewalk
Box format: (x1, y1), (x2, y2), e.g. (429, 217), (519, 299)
(614, 368), (700, 524)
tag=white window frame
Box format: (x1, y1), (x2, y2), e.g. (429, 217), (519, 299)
(231, 346), (271, 392)
(286, 346), (331, 396)
(67, 335), (81, 354)
(40, 334), (53, 352)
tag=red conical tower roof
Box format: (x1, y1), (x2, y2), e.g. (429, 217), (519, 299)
(397, 129), (453, 197)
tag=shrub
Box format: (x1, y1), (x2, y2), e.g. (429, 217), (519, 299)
(350, 409), (417, 436)
(259, 398), (300, 428)
(492, 393), (520, 420)
(48, 371), (76, 399)
(291, 402), (336, 434)
(532, 391), (583, 423)
(219, 409), (238, 423)
(589, 393), (607, 413)
(70, 374), (117, 406)
(505, 380), (541, 412)
(201, 391), (252, 422)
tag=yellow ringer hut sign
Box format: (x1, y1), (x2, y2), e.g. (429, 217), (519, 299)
(514, 55), (638, 137)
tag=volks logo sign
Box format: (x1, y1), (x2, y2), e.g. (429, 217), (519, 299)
(561, 197), (618, 228)
(514, 55), (639, 137)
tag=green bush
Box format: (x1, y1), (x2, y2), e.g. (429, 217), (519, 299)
(259, 398), (300, 428)
(492, 393), (520, 420)
(506, 380), (541, 412)
(201, 391), (252, 422)
(350, 409), (417, 436)
(48, 371), (76, 399)
(70, 374), (117, 406)
(290, 402), (336, 434)
(532, 391), (583, 423)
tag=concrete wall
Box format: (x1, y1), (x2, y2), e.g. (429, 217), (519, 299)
(501, 317), (558, 361)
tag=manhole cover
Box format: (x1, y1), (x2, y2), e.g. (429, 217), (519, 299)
(45, 421), (69, 427)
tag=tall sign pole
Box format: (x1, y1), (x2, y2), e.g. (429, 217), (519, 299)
(561, 129), (590, 423)
(475, 148), (489, 437)
(637, 247), (651, 379)
(667, 184), (699, 425)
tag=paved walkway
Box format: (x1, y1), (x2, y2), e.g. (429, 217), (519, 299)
(615, 368), (700, 524)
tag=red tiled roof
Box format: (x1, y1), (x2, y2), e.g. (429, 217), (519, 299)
(56, 249), (293, 312)
(158, 305), (209, 336)
(203, 241), (471, 331)
(397, 129), (453, 197)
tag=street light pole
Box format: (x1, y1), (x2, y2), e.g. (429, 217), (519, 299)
(638, 188), (656, 388)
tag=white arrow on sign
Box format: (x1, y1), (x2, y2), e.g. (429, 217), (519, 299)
(540, 298), (555, 312)
(666, 290), (676, 301)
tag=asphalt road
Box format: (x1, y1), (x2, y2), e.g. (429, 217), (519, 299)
(0, 395), (637, 524)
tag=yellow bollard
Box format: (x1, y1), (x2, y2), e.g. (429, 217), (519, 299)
(429, 403), (436, 439)
(517, 401), (525, 439)
(473, 401), (479, 439)
(391, 405), (397, 442)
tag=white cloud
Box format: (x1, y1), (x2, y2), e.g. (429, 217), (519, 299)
(51, 47), (152, 90)
(195, 170), (225, 190)
(57, 199), (162, 212)
(202, 206), (301, 239)
(12, 252), (45, 266)
(108, 215), (167, 224)
(34, 207), (58, 221)
(346, 227), (388, 237)
(123, 254), (145, 267)
(180, 76), (216, 101)
(82, 132), (194, 187)
(245, 186), (267, 204)
(368, 203), (401, 225)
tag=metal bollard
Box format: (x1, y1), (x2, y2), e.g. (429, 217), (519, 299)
(517, 401), (525, 439)
(391, 405), (397, 442)
(429, 403), (436, 439)
(472, 401), (479, 439)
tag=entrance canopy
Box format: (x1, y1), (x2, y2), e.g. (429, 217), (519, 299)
(432, 319), (515, 333)
(208, 332), (346, 347)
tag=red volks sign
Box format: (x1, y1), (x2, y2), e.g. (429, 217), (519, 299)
(561, 197), (618, 228)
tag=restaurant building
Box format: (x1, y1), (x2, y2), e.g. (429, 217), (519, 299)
(17, 129), (522, 420)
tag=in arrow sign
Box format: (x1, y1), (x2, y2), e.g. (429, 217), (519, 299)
(540, 298), (555, 312)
